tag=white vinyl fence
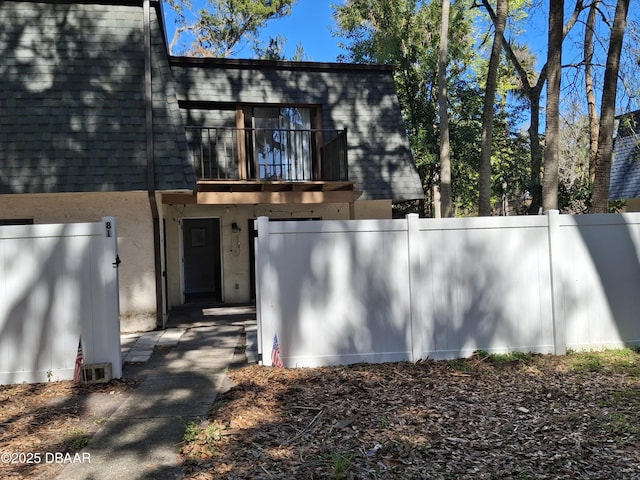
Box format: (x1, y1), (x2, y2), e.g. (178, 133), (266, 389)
(0, 217), (121, 384)
(255, 211), (640, 367)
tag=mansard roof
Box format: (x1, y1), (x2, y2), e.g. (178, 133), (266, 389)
(171, 57), (424, 202)
(0, 0), (196, 194)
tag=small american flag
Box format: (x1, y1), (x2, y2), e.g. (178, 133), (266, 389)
(271, 334), (284, 368)
(73, 338), (84, 384)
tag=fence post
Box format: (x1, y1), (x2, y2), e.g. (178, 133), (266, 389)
(406, 214), (421, 362)
(101, 216), (122, 378)
(254, 216), (270, 365)
(546, 210), (566, 355)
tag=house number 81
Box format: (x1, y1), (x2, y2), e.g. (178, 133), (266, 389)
(106, 221), (112, 238)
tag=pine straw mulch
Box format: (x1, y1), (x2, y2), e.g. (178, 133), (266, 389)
(181, 350), (640, 480)
(0, 378), (138, 480)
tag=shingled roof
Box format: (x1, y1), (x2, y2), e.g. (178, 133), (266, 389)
(0, 0), (196, 194)
(609, 111), (640, 201)
(171, 57), (425, 202)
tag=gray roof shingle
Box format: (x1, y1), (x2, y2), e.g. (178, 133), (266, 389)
(0, 0), (196, 194)
(610, 111), (640, 200)
(171, 58), (424, 202)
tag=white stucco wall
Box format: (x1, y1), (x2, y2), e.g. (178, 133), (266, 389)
(353, 199), (392, 219)
(0, 192), (157, 332)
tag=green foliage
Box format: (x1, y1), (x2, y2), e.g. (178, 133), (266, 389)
(447, 357), (473, 372)
(253, 35), (308, 61)
(599, 388), (640, 438)
(167, 0), (298, 57)
(330, 452), (353, 480)
(333, 0), (531, 215)
(568, 348), (640, 375)
(570, 352), (604, 373)
(183, 419), (201, 443)
(474, 349), (534, 363)
(183, 417), (230, 450)
(63, 427), (91, 450)
(379, 415), (390, 428)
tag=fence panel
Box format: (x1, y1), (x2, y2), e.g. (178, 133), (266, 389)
(411, 215), (555, 360)
(255, 211), (640, 368)
(0, 218), (121, 384)
(256, 219), (413, 367)
(556, 214), (640, 350)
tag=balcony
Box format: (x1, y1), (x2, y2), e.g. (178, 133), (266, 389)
(186, 126), (348, 182)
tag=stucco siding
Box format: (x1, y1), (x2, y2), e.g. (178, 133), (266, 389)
(164, 201), (365, 308)
(353, 199), (392, 219)
(0, 192), (156, 332)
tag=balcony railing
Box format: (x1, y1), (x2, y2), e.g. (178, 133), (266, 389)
(186, 127), (348, 182)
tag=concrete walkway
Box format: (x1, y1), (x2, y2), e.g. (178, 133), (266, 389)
(57, 305), (255, 480)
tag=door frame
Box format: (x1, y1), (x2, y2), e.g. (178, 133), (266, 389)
(180, 216), (223, 304)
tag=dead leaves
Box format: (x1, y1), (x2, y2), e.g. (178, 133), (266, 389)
(182, 353), (640, 479)
(0, 380), (136, 480)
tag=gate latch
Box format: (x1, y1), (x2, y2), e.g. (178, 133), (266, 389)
(112, 255), (121, 268)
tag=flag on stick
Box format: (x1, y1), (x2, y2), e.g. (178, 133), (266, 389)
(73, 337), (84, 384)
(271, 334), (283, 368)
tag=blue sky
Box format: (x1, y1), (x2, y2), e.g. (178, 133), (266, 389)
(162, 0), (346, 61)
(160, 0), (639, 116)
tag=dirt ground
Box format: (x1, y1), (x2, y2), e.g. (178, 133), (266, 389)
(180, 349), (640, 480)
(0, 379), (137, 480)
(2, 349), (639, 480)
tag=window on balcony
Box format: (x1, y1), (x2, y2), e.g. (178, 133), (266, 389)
(250, 107), (313, 181)
(186, 104), (347, 182)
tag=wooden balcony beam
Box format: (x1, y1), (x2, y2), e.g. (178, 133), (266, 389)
(195, 190), (362, 204)
(162, 189), (362, 205)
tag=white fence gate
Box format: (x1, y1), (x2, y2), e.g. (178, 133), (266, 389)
(0, 217), (121, 384)
(255, 211), (640, 367)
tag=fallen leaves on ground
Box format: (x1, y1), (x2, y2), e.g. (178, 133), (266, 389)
(181, 350), (640, 480)
(0, 379), (137, 479)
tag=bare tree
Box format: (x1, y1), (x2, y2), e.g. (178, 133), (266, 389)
(542, 0), (564, 211)
(482, 0), (583, 213)
(592, 0), (631, 212)
(438, 0), (452, 217)
(584, 0), (600, 186)
(479, 0), (508, 216)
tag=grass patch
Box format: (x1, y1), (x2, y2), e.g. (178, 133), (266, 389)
(569, 348), (640, 375)
(447, 358), (473, 372)
(330, 452), (353, 480)
(182, 418), (230, 455)
(473, 350), (535, 364)
(599, 388), (640, 438)
(63, 427), (90, 450)
(379, 415), (390, 428)
(93, 417), (108, 426)
(571, 352), (604, 373)
(601, 348), (640, 376)
(183, 419), (202, 443)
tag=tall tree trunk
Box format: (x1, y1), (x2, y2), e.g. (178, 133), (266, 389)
(585, 0), (600, 187)
(479, 0), (508, 216)
(438, 0), (452, 217)
(483, 0), (582, 213)
(542, 0), (563, 211)
(592, 0), (630, 213)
